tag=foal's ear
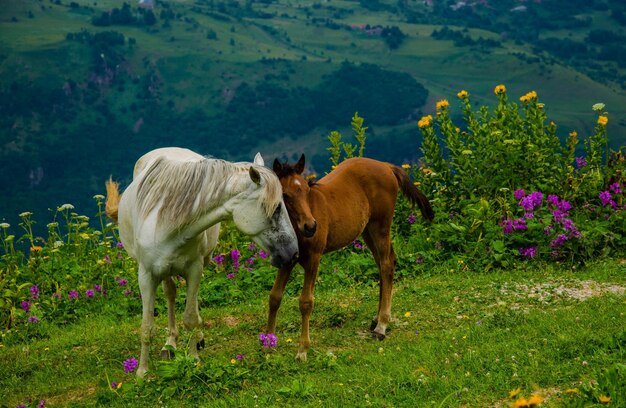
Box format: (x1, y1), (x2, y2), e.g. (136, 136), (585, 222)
(294, 154), (306, 174)
(272, 158), (282, 174)
(253, 152), (265, 166)
(249, 166), (262, 185)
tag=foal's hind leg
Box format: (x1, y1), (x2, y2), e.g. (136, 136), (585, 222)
(362, 224), (396, 340)
(183, 261), (205, 358)
(161, 276), (178, 359)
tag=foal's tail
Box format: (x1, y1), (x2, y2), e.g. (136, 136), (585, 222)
(105, 177), (121, 223)
(391, 166), (435, 222)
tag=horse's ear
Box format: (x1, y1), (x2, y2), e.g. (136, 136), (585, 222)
(272, 158), (282, 174)
(254, 152), (265, 166)
(249, 166), (262, 185)
(295, 154), (305, 174)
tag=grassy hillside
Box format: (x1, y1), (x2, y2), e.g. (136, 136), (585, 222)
(1, 0), (626, 228)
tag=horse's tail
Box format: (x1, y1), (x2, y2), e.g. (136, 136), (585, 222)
(391, 165), (435, 222)
(105, 177), (121, 223)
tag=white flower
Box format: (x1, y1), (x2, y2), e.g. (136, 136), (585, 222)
(0, 223), (9, 229)
(19, 212), (32, 217)
(592, 103), (605, 112)
(58, 204), (75, 211)
(93, 194), (105, 200)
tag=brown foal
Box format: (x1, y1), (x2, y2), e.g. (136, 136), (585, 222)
(267, 155), (434, 360)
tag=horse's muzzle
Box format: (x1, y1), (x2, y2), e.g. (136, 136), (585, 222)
(271, 248), (299, 268)
(302, 220), (317, 238)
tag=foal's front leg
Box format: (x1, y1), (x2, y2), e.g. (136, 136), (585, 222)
(296, 255), (320, 361)
(267, 264), (294, 334)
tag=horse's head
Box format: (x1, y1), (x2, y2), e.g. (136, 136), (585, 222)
(272, 154), (318, 238)
(229, 154), (299, 268)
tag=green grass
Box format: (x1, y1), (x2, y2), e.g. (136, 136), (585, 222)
(2, 258), (624, 407)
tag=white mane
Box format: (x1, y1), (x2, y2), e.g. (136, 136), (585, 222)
(135, 156), (282, 231)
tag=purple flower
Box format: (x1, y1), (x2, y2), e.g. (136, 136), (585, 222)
(30, 285), (40, 299)
(518, 246), (538, 258)
(575, 156), (587, 168)
(28, 316), (39, 323)
(407, 212), (417, 225)
(110, 382), (118, 389)
(38, 400), (45, 408)
(213, 254), (225, 266)
(227, 273), (236, 279)
(246, 257), (255, 267)
(103, 255), (111, 264)
(230, 249), (240, 263)
(544, 225), (553, 235)
(610, 182), (622, 194)
(21, 300), (31, 313)
(512, 218), (527, 231)
(247, 242), (256, 251)
(116, 242), (124, 249)
(16, 405), (25, 408)
(547, 194), (559, 207)
(514, 189), (525, 200)
(519, 191), (543, 213)
(68, 290), (79, 300)
(353, 239), (363, 249)
(558, 200), (571, 213)
(552, 210), (566, 223)
(123, 357), (139, 373)
(259, 332), (278, 349)
(599, 191), (612, 206)
(236, 354), (245, 360)
(94, 284), (102, 292)
(258, 250), (269, 259)
(415, 255), (424, 264)
(123, 289), (132, 297)
(85, 289), (95, 298)
(550, 234), (568, 248)
(117, 278), (128, 286)
(501, 218), (513, 235)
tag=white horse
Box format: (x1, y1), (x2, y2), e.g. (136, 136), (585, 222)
(105, 147), (298, 377)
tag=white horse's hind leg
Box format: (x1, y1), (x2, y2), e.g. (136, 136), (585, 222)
(161, 277), (178, 359)
(183, 260), (204, 359)
(137, 265), (157, 378)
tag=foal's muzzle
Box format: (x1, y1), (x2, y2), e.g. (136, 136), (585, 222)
(302, 220), (317, 238)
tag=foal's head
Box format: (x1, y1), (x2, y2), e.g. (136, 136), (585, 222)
(272, 154), (318, 238)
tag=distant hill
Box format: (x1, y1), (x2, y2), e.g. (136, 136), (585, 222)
(1, 0), (626, 230)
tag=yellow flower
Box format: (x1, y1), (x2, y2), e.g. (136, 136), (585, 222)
(569, 131), (577, 139)
(599, 395), (611, 404)
(457, 90), (469, 99)
(404, 311), (412, 317)
(421, 167), (433, 175)
(116, 382), (123, 389)
(537, 103), (545, 110)
(527, 394), (543, 407)
(80, 233), (90, 240)
(509, 388), (522, 398)
(513, 397), (528, 408)
(494, 84), (506, 95)
(413, 181), (421, 187)
(564, 388), (578, 394)
(30, 246), (43, 253)
(230, 358), (237, 364)
(286, 338), (293, 343)
(436, 99), (449, 110)
(598, 115), (608, 126)
(519, 91), (537, 103)
(402, 164), (411, 169)
(418, 115), (433, 129)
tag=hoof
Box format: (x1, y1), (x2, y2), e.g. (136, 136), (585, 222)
(369, 319), (378, 331)
(371, 332), (386, 341)
(295, 351), (308, 362)
(196, 338), (205, 351)
(160, 348), (175, 360)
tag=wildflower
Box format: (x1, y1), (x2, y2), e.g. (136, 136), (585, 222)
(230, 249), (240, 262)
(415, 255), (424, 264)
(30, 285), (40, 299)
(57, 204), (74, 211)
(247, 242), (256, 251)
(116, 242), (124, 249)
(227, 273), (236, 279)
(598, 115), (608, 126)
(68, 290), (79, 300)
(94, 284), (102, 292)
(213, 254), (225, 266)
(610, 182), (622, 194)
(85, 289), (95, 298)
(404, 312), (411, 317)
(21, 300), (31, 313)
(117, 278), (128, 286)
(494, 84), (506, 95)
(569, 130), (577, 139)
(550, 234), (568, 248)
(19, 211), (33, 217)
(258, 250), (269, 259)
(413, 181), (421, 187)
(519, 91), (537, 103)
(513, 397), (528, 408)
(457, 90), (468, 99)
(38, 400), (46, 408)
(417, 115), (433, 129)
(501, 219), (513, 235)
(509, 388), (521, 398)
(557, 199), (571, 213)
(592, 103), (606, 112)
(236, 354), (245, 360)
(123, 357), (139, 373)
(103, 255), (111, 264)
(110, 381), (118, 389)
(93, 194), (105, 200)
(30, 246), (43, 254)
(401, 163), (411, 169)
(259, 332), (278, 349)
(598, 395), (611, 404)
(518, 246), (537, 258)
(0, 222), (9, 229)
(123, 289), (132, 297)
(514, 189), (525, 200)
(512, 218), (527, 231)
(565, 388), (578, 394)
(407, 212), (417, 225)
(28, 316), (39, 323)
(527, 394), (543, 406)
(436, 99), (449, 110)
(599, 191), (612, 206)
(353, 239), (363, 249)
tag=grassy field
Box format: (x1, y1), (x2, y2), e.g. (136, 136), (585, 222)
(2, 257), (624, 407)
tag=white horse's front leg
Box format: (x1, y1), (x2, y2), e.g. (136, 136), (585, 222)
(137, 265), (157, 378)
(183, 261), (204, 358)
(161, 276), (178, 359)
